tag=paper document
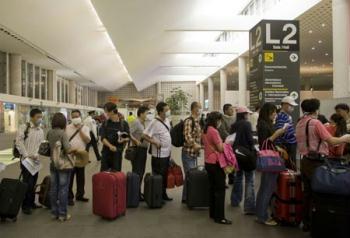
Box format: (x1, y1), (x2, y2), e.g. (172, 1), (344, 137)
(0, 162), (6, 173)
(21, 158), (42, 176)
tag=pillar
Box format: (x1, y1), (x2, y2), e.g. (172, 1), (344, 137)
(196, 84), (200, 102)
(199, 83), (204, 107)
(47, 70), (57, 101)
(238, 57), (247, 106)
(9, 54), (22, 96)
(208, 78), (214, 111)
(333, 0), (350, 98)
(220, 69), (227, 110)
(69, 80), (76, 104)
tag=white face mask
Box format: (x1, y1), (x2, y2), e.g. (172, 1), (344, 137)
(198, 109), (203, 116)
(146, 114), (153, 121)
(165, 110), (171, 118)
(35, 118), (42, 126)
(71, 117), (82, 125)
(288, 106), (294, 113)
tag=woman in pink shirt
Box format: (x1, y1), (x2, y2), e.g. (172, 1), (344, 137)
(202, 112), (232, 225)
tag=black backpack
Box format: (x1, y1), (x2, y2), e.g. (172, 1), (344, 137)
(170, 117), (195, 147)
(12, 123), (30, 159)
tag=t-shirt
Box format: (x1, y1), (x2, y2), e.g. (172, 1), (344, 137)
(100, 119), (130, 150)
(66, 124), (90, 150)
(275, 111), (297, 145)
(143, 117), (171, 158)
(296, 116), (332, 156)
(325, 124), (346, 157)
(202, 126), (222, 164)
(130, 118), (149, 148)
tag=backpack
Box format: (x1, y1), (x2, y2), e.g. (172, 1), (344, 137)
(12, 123), (30, 159)
(170, 117), (195, 147)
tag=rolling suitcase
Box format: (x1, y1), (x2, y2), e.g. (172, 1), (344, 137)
(144, 173), (163, 209)
(186, 167), (209, 209)
(92, 172), (126, 219)
(127, 172), (140, 208)
(272, 169), (303, 225)
(35, 175), (51, 209)
(311, 193), (350, 238)
(0, 177), (27, 222)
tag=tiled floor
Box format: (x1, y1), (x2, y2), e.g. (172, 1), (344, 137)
(0, 148), (309, 238)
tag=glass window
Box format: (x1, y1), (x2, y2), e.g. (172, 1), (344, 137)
(27, 63), (33, 98)
(57, 80), (60, 102)
(41, 69), (46, 100)
(35, 66), (40, 99)
(21, 61), (26, 97)
(65, 83), (68, 103)
(0, 51), (7, 94)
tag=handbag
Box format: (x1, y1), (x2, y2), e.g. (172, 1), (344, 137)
(52, 138), (75, 170)
(38, 141), (51, 157)
(233, 145), (257, 171)
(169, 159), (184, 187)
(74, 150), (89, 168)
(311, 159), (350, 196)
(125, 141), (138, 161)
(256, 140), (285, 172)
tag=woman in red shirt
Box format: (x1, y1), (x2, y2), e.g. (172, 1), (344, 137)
(202, 111), (231, 225)
(326, 113), (347, 158)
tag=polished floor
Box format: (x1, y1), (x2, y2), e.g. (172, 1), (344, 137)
(0, 148), (309, 238)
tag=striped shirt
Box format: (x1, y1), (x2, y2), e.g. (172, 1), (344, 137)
(275, 111), (297, 144)
(16, 122), (44, 159)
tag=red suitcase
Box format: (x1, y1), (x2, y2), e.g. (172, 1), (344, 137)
(272, 169), (303, 225)
(92, 172), (126, 219)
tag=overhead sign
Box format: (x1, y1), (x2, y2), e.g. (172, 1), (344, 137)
(249, 20), (300, 121)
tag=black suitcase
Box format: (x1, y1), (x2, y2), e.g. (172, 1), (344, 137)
(311, 193), (350, 238)
(35, 176), (51, 209)
(144, 173), (163, 209)
(0, 178), (27, 222)
(127, 172), (140, 208)
(186, 167), (210, 209)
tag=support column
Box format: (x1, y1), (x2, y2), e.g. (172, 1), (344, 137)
(238, 57), (247, 106)
(220, 69), (227, 110)
(47, 70), (57, 101)
(69, 80), (76, 104)
(196, 84), (200, 102)
(208, 78), (214, 111)
(9, 54), (22, 96)
(199, 83), (204, 107)
(333, 0), (350, 98)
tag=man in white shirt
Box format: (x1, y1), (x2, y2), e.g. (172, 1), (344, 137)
(16, 108), (44, 215)
(143, 102), (173, 202)
(66, 110), (91, 206)
(84, 111), (101, 161)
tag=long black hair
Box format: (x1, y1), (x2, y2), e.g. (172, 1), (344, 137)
(330, 113), (347, 137)
(258, 103), (277, 129)
(204, 111), (222, 134)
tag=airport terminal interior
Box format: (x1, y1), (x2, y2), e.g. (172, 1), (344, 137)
(0, 0), (349, 237)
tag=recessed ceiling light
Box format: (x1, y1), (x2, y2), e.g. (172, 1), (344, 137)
(325, 53), (329, 56)
(330, 62), (333, 65)
(311, 47), (316, 50)
(312, 59), (315, 62)
(321, 23), (326, 27)
(309, 30), (313, 34)
(304, 62), (307, 65)
(318, 40), (322, 44)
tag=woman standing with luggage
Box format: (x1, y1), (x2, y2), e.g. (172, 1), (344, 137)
(47, 113), (77, 222)
(256, 103), (286, 226)
(325, 113), (347, 158)
(202, 111), (232, 225)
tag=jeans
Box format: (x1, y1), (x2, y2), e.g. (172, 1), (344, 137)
(205, 163), (226, 221)
(131, 147), (148, 196)
(86, 132), (101, 161)
(231, 170), (256, 213)
(101, 149), (123, 172)
(21, 163), (39, 210)
(151, 156), (170, 198)
(50, 169), (71, 217)
(181, 151), (198, 201)
(68, 167), (85, 201)
(256, 172), (278, 222)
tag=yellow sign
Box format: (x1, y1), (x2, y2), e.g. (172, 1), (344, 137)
(264, 52), (274, 62)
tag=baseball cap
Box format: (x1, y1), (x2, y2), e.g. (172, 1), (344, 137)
(236, 106), (253, 114)
(281, 96), (298, 106)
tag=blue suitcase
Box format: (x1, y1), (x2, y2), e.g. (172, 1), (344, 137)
(127, 172), (140, 208)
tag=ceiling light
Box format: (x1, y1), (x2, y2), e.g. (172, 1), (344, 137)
(318, 40), (322, 44)
(311, 47), (316, 50)
(312, 59), (315, 62)
(321, 23), (326, 27)
(309, 30), (313, 34)
(325, 53), (329, 56)
(330, 62), (333, 65)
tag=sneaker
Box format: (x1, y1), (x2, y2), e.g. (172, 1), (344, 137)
(244, 211), (256, 216)
(162, 195), (173, 201)
(68, 200), (75, 206)
(76, 197), (89, 202)
(58, 214), (71, 222)
(51, 215), (58, 220)
(264, 218), (278, 226)
(22, 208), (32, 215)
(32, 204), (42, 209)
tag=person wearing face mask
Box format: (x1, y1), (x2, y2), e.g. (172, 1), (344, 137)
(66, 110), (91, 206)
(181, 101), (203, 203)
(274, 96), (298, 167)
(15, 108), (45, 215)
(143, 102), (173, 202)
(218, 104), (236, 142)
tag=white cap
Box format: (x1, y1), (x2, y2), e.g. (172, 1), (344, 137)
(281, 96), (298, 106)
(236, 106), (253, 114)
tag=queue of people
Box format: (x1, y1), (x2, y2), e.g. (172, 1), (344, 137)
(12, 97), (350, 233)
